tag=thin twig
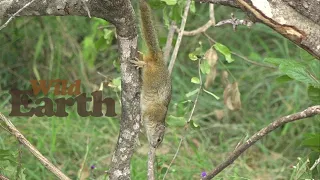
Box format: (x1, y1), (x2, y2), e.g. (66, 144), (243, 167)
(163, 58), (203, 179)
(147, 147), (156, 180)
(203, 105), (320, 179)
(0, 113), (71, 180)
(163, 21), (176, 64)
(81, 0), (91, 18)
(215, 13), (253, 31)
(310, 155), (320, 171)
(197, 0), (240, 8)
(231, 52), (277, 69)
(168, 0), (192, 75)
(162, 138), (183, 180)
(77, 138), (90, 180)
(0, 0), (37, 31)
(203, 32), (276, 69)
(173, 4), (215, 36)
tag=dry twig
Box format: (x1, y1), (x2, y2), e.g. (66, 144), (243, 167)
(0, 113), (71, 180)
(174, 4), (215, 36)
(168, 0), (192, 75)
(202, 105), (320, 179)
(163, 21), (176, 64)
(215, 13), (253, 31)
(147, 147), (156, 180)
(0, 0), (36, 31)
(310, 155), (320, 171)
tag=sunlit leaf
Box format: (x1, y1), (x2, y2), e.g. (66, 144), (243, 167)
(200, 60), (210, 75)
(213, 43), (234, 63)
(191, 77), (200, 84)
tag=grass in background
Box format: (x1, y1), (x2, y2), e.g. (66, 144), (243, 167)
(0, 3), (319, 180)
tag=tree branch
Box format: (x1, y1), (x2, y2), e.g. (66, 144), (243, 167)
(163, 21), (176, 64)
(147, 147), (156, 180)
(203, 105), (320, 179)
(1, 0), (140, 179)
(168, 0), (192, 75)
(200, 0), (320, 60)
(0, 113), (71, 180)
(197, 0), (240, 8)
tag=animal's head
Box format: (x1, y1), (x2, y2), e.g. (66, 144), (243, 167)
(148, 124), (165, 148)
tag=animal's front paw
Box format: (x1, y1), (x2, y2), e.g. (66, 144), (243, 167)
(129, 59), (146, 69)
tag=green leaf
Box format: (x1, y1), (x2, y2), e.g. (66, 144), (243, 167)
(112, 77), (121, 91)
(163, 7), (170, 27)
(275, 75), (293, 84)
(213, 43), (234, 63)
(82, 36), (97, 68)
(0, 149), (17, 164)
(185, 88), (199, 97)
(190, 120), (200, 130)
(308, 86), (320, 104)
(33, 33), (44, 81)
(279, 62), (320, 87)
(113, 59), (120, 72)
(203, 88), (220, 100)
(188, 41), (204, 61)
(170, 4), (183, 23)
(301, 134), (320, 152)
(191, 77), (200, 84)
(200, 60), (210, 74)
(190, 0), (196, 13)
(188, 53), (198, 61)
(161, 0), (177, 5)
(103, 29), (114, 45)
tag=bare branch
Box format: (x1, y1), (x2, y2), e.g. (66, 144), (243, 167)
(310, 155), (320, 171)
(168, 0), (192, 75)
(173, 4), (215, 36)
(163, 21), (176, 64)
(197, 0), (240, 8)
(147, 147), (156, 180)
(175, 20), (214, 36)
(209, 4), (215, 23)
(234, 0), (320, 60)
(203, 105), (320, 179)
(0, 0), (36, 31)
(0, 113), (71, 180)
(215, 13), (253, 31)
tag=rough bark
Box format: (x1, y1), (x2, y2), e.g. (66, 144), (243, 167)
(0, 0), (140, 179)
(201, 0), (320, 60)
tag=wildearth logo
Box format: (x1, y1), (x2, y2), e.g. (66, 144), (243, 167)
(9, 79), (117, 117)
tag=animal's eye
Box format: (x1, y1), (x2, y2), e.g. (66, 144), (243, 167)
(157, 138), (161, 142)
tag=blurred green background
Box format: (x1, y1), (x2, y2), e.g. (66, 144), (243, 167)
(0, 1), (319, 180)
